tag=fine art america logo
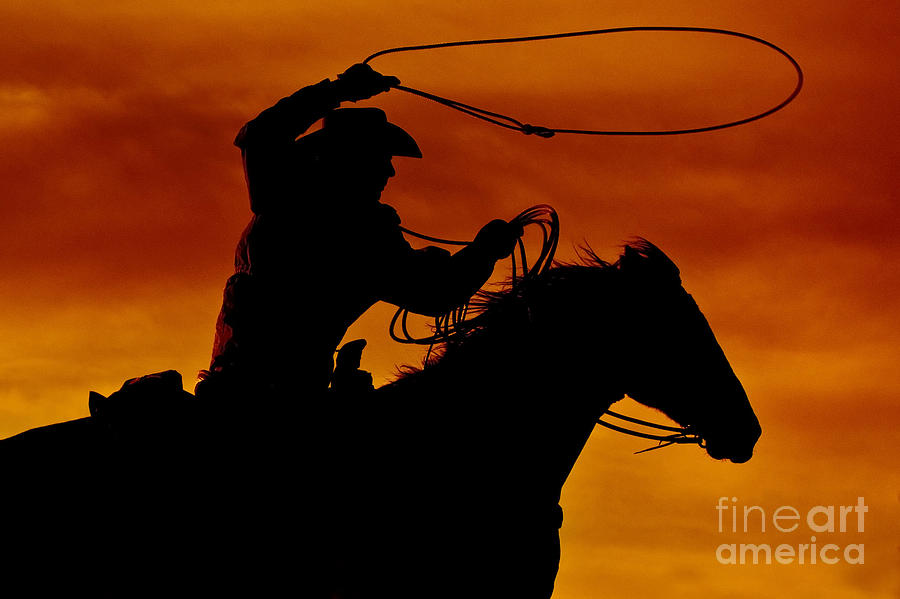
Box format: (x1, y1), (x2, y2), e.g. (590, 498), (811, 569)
(715, 497), (867, 565)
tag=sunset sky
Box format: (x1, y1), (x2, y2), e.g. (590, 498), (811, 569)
(1, 1), (898, 596)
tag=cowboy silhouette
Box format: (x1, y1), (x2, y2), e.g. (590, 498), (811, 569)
(197, 64), (519, 399)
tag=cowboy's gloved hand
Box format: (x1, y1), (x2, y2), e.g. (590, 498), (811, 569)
(472, 219), (523, 261)
(334, 63), (400, 102)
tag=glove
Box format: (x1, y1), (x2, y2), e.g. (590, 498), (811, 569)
(472, 219), (523, 261)
(334, 63), (401, 102)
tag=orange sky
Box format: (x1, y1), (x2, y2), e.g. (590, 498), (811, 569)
(2, 1), (898, 597)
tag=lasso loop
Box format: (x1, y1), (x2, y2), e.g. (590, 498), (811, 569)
(364, 26), (803, 136)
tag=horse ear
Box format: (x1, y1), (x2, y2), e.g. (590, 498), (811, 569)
(620, 245), (641, 272)
(619, 240), (682, 285)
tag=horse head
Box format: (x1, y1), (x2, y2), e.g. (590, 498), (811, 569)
(609, 240), (761, 463)
(385, 237), (760, 466)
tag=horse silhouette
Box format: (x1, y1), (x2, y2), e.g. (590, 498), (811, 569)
(0, 239), (760, 598)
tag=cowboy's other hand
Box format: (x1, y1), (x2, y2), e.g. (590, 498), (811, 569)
(473, 219), (522, 261)
(334, 63), (400, 102)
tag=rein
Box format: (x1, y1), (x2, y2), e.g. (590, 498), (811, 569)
(597, 409), (705, 454)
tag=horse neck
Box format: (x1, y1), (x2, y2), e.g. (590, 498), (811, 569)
(385, 303), (625, 496)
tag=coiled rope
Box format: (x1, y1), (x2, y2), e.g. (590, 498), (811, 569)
(364, 26), (803, 137)
(390, 204), (559, 350)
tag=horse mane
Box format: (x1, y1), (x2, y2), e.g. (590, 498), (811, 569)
(395, 238), (680, 378)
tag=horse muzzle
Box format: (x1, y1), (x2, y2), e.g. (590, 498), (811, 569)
(703, 418), (762, 463)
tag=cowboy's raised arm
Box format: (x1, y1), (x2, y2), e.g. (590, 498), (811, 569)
(234, 64), (400, 214)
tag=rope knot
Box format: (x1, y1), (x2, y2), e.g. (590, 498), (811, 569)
(521, 124), (555, 138)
